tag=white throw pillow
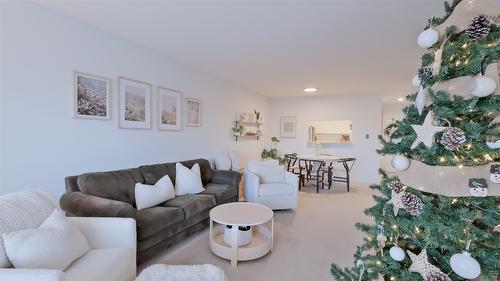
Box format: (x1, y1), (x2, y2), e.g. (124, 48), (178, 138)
(228, 151), (241, 171)
(214, 153), (231, 170)
(175, 163), (205, 195)
(135, 174), (175, 210)
(3, 209), (90, 271)
(248, 161), (286, 183)
(0, 189), (58, 268)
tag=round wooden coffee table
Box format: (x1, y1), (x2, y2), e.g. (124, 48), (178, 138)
(209, 202), (273, 267)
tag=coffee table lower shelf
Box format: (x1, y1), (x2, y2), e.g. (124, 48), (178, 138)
(209, 224), (273, 266)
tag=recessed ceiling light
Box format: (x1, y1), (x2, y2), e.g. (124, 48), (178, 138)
(304, 87), (318, 93)
(397, 97), (404, 102)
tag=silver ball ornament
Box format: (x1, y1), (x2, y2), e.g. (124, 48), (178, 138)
(450, 251), (481, 279)
(389, 246), (405, 262)
(470, 76), (496, 97)
(412, 74), (421, 87)
(391, 155), (410, 171)
(417, 28), (439, 48)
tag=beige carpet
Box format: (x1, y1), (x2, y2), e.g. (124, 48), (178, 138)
(139, 182), (378, 281)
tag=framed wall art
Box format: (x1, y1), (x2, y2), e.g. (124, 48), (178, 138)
(158, 87), (182, 131)
(74, 71), (111, 120)
(186, 98), (201, 127)
(280, 116), (297, 138)
(118, 77), (152, 129)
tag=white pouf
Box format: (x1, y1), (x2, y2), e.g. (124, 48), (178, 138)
(136, 264), (227, 281)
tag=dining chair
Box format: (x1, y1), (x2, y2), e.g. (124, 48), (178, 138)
(300, 159), (326, 193)
(284, 153), (299, 174)
(327, 158), (356, 192)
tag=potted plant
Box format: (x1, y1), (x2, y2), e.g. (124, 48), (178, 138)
(261, 136), (285, 164)
(254, 109), (261, 123)
(231, 121), (244, 136)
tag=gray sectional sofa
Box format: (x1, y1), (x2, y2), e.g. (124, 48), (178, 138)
(60, 159), (240, 263)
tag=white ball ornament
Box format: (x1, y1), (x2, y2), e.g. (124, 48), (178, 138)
(411, 74), (421, 87)
(391, 155), (410, 171)
(470, 75), (496, 97)
(417, 28), (439, 49)
(389, 246), (405, 262)
(450, 251), (481, 279)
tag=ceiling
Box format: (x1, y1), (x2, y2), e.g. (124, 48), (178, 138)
(36, 0), (444, 103)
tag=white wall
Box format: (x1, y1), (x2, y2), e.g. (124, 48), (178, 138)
(270, 93), (383, 183)
(0, 2), (270, 198)
(382, 102), (405, 133)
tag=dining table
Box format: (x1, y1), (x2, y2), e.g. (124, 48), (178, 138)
(294, 153), (356, 192)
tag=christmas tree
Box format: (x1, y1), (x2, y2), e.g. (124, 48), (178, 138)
(331, 1), (499, 280)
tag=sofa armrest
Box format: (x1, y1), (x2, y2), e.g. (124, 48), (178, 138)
(67, 217), (137, 272)
(210, 169), (241, 187)
(60, 192), (136, 219)
(243, 170), (260, 202)
(0, 268), (65, 281)
(285, 172), (299, 196)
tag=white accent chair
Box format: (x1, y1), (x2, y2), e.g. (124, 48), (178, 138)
(0, 190), (136, 281)
(244, 160), (298, 210)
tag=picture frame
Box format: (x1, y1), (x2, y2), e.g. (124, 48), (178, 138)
(280, 116), (297, 138)
(158, 87), (182, 131)
(118, 77), (152, 129)
(74, 71), (111, 120)
(186, 98), (201, 127)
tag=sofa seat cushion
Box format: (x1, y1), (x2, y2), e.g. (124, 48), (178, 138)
(200, 183), (237, 203)
(259, 183), (294, 197)
(65, 248), (133, 281)
(136, 207), (184, 240)
(162, 195), (215, 219)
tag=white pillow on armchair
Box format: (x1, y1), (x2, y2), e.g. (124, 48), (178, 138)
(3, 209), (89, 271)
(248, 161), (285, 183)
(214, 153), (232, 170)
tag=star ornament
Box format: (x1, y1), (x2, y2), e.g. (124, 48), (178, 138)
(408, 249), (451, 281)
(387, 190), (406, 216)
(410, 111), (446, 149)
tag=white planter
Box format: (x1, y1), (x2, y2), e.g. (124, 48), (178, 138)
(224, 225), (252, 246)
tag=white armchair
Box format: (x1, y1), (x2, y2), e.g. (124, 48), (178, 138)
(244, 160), (298, 210)
(0, 190), (136, 281)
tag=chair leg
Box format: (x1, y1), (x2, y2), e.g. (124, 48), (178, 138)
(316, 177), (319, 193)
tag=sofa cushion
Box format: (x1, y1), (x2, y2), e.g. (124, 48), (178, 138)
(200, 183), (237, 203)
(139, 159), (213, 186)
(65, 248), (134, 281)
(259, 183), (294, 196)
(162, 195), (215, 219)
(138, 164), (173, 185)
(77, 169), (143, 205)
(136, 206), (184, 240)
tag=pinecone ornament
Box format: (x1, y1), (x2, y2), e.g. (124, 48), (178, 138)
(418, 67), (433, 81)
(465, 14), (493, 41)
(440, 127), (466, 151)
(425, 271), (451, 281)
(401, 192), (423, 216)
(388, 180), (403, 193)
